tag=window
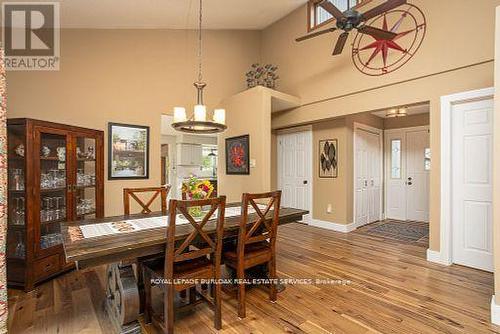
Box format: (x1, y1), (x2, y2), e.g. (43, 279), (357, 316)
(391, 139), (401, 179)
(309, 0), (371, 31)
(424, 148), (431, 171)
(201, 145), (217, 174)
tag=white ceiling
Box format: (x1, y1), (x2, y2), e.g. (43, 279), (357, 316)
(4, 0), (308, 29)
(372, 103), (430, 119)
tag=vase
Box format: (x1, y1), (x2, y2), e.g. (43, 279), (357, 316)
(188, 206), (203, 218)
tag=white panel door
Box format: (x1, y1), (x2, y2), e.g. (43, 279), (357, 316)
(355, 128), (381, 227)
(355, 130), (369, 226)
(452, 99), (493, 272)
(406, 129), (430, 222)
(367, 131), (382, 223)
(278, 130), (312, 222)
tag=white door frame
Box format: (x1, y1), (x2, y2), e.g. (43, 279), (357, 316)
(353, 122), (384, 227)
(384, 125), (430, 221)
(439, 87), (494, 266)
(277, 125), (313, 222)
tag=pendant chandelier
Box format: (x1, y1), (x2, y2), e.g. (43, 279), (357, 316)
(172, 0), (227, 134)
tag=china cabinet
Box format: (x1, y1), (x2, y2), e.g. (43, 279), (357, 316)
(7, 118), (104, 291)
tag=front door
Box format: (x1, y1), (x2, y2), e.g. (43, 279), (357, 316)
(452, 98), (493, 272)
(277, 130), (312, 222)
(385, 127), (430, 222)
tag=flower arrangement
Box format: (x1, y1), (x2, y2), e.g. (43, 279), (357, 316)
(182, 176), (214, 217)
(182, 175), (214, 200)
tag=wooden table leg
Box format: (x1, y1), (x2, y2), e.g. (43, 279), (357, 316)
(105, 263), (142, 334)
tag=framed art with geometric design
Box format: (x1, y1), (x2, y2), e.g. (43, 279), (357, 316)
(319, 139), (338, 178)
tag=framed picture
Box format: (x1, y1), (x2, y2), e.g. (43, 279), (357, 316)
(108, 123), (150, 180)
(225, 135), (250, 175)
(319, 139), (338, 178)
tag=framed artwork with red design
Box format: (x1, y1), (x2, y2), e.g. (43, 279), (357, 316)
(225, 135), (250, 175)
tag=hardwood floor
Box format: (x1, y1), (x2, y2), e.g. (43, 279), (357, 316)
(8, 222), (500, 333)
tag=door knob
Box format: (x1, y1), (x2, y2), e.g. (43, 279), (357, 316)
(407, 182), (413, 186)
(408, 177), (413, 181)
(303, 180), (308, 185)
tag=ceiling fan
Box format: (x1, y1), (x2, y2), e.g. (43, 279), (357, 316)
(296, 0), (407, 55)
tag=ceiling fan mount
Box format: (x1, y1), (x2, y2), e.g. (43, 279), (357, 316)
(335, 9), (362, 31)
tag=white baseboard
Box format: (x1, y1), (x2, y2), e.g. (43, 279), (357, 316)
(309, 219), (357, 233)
(426, 249), (452, 266)
(492, 296), (500, 325)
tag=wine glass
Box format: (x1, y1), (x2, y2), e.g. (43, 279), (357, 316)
(14, 232), (25, 258)
(17, 197), (25, 225)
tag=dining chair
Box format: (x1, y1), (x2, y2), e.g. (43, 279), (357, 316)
(222, 190), (282, 319)
(123, 185), (171, 215)
(142, 196), (226, 334)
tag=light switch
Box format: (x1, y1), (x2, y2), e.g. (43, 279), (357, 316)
(250, 159), (256, 168)
(327, 204), (332, 214)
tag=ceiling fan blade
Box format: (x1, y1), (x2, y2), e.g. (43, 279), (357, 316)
(296, 27), (337, 42)
(319, 0), (346, 21)
(358, 25), (397, 40)
(333, 32), (349, 55)
(361, 0), (407, 21)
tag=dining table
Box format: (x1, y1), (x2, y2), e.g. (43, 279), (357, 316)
(60, 202), (308, 334)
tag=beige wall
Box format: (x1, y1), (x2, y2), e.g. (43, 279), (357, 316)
(6, 29), (261, 216)
(217, 87), (272, 202)
(312, 118), (348, 224)
(264, 0), (500, 251)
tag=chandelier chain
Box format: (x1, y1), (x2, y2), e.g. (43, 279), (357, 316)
(197, 0), (203, 83)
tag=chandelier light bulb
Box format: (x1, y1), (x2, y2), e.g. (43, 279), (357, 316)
(194, 105), (207, 122)
(173, 107), (187, 122)
(213, 109), (226, 124)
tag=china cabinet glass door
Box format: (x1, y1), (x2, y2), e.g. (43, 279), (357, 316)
(73, 135), (98, 220)
(7, 123), (26, 260)
(35, 129), (68, 253)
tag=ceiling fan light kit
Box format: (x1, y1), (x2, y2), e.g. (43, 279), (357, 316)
(296, 0), (426, 76)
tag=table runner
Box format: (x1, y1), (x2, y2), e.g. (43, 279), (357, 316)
(68, 204), (268, 242)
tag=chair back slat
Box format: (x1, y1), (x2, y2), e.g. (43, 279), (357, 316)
(238, 191), (281, 256)
(165, 196), (226, 277)
(123, 185), (171, 215)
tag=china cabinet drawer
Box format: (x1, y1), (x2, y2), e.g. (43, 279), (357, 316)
(34, 254), (61, 281)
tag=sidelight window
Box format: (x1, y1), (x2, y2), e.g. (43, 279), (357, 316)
(391, 139), (402, 179)
(424, 148), (431, 171)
